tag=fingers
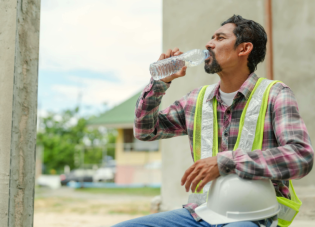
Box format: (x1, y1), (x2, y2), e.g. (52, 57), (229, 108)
(171, 66), (187, 79)
(181, 157), (220, 193)
(165, 49), (172, 58)
(176, 66), (187, 76)
(190, 168), (209, 193)
(158, 53), (166, 61)
(158, 48), (181, 61)
(167, 48), (180, 57)
(174, 51), (183, 57)
(184, 169), (200, 192)
(172, 47), (179, 53)
(181, 163), (196, 186)
(195, 175), (212, 193)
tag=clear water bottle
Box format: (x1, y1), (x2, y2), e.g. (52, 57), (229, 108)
(150, 49), (210, 80)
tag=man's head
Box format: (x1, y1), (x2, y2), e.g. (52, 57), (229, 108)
(204, 15), (267, 75)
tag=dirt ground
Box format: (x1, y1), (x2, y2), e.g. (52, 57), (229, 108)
(34, 187), (152, 227)
(34, 186), (315, 227)
(290, 186), (315, 227)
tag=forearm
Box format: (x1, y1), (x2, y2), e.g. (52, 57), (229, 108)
(217, 85), (314, 180)
(217, 143), (314, 180)
(134, 78), (187, 141)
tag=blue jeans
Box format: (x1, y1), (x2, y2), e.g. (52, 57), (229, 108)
(112, 208), (276, 227)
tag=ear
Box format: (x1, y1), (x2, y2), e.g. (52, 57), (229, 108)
(238, 42), (253, 57)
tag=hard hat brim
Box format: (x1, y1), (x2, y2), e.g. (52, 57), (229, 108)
(195, 202), (280, 225)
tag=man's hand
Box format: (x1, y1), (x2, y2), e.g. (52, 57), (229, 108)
(158, 47), (187, 83)
(181, 157), (220, 193)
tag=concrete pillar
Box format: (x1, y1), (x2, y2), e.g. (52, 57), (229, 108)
(0, 0), (41, 226)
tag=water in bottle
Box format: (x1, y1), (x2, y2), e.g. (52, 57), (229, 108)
(149, 49), (210, 80)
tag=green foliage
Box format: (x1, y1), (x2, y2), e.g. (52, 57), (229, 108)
(106, 131), (116, 159)
(37, 107), (116, 174)
(75, 187), (161, 196)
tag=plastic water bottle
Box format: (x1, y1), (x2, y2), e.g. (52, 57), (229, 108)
(150, 49), (210, 80)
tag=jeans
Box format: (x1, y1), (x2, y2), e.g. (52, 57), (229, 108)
(112, 208), (277, 227)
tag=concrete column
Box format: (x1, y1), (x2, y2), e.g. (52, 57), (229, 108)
(0, 0), (41, 226)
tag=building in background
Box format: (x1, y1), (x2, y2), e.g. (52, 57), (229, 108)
(160, 0), (315, 211)
(88, 92), (161, 185)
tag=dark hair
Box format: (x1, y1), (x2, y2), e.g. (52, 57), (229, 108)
(221, 15), (267, 73)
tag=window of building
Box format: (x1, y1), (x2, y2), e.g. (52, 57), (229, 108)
(123, 128), (159, 152)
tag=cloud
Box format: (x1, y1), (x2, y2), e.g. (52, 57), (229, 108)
(39, 0), (162, 85)
(38, 0), (162, 115)
(51, 75), (141, 108)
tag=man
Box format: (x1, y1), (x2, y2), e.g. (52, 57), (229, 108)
(113, 15), (314, 227)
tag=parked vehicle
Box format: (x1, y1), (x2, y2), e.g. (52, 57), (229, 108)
(106, 160), (116, 174)
(102, 156), (116, 174)
(93, 167), (114, 182)
(37, 175), (61, 189)
(60, 169), (95, 186)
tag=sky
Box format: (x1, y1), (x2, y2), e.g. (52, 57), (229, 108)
(38, 0), (162, 117)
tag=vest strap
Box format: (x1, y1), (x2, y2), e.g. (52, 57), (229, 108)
(200, 84), (217, 160)
(236, 79), (273, 152)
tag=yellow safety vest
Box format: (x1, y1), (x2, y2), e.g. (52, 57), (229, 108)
(192, 78), (302, 227)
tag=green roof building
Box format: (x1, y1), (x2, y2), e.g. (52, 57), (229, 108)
(88, 91), (141, 128)
(88, 91), (161, 185)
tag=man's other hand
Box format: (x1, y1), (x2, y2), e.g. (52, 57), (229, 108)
(181, 156), (220, 193)
(158, 47), (187, 83)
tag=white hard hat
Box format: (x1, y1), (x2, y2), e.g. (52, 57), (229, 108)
(195, 174), (280, 225)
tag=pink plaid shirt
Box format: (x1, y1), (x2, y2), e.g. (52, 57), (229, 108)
(134, 73), (314, 221)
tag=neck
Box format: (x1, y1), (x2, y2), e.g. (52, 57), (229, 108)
(217, 68), (251, 93)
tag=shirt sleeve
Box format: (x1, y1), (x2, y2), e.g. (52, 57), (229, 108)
(217, 85), (314, 180)
(134, 78), (189, 141)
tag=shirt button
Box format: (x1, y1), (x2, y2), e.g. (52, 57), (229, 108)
(226, 109), (231, 115)
(224, 132), (229, 137)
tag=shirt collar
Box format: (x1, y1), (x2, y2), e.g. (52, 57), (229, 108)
(206, 72), (259, 102)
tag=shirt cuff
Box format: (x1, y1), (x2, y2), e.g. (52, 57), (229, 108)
(150, 78), (171, 93)
(141, 78), (171, 100)
(217, 151), (236, 176)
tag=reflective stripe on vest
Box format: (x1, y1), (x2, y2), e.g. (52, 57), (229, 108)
(191, 78), (302, 227)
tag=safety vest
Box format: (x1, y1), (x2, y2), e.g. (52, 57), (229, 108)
(189, 78), (302, 227)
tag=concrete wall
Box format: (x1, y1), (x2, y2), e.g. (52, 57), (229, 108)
(272, 0), (315, 186)
(161, 0), (315, 210)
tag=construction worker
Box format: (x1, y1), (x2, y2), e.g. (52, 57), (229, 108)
(113, 15), (314, 227)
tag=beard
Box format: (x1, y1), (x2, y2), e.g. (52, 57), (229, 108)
(204, 50), (222, 74)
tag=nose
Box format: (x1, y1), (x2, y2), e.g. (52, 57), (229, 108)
(205, 40), (215, 50)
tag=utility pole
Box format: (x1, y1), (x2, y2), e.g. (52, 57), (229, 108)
(265, 0), (274, 80)
(0, 0), (41, 226)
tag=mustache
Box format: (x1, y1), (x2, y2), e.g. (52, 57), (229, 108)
(205, 49), (215, 64)
(204, 48), (222, 74)
(208, 49), (215, 57)
(205, 49), (216, 64)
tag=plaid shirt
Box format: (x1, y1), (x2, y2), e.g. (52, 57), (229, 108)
(134, 73), (314, 221)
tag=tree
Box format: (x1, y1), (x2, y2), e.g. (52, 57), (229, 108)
(37, 107), (116, 174)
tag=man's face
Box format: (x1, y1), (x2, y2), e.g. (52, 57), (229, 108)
(204, 23), (238, 74)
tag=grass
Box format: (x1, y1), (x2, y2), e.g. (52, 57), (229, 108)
(75, 187), (160, 197)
